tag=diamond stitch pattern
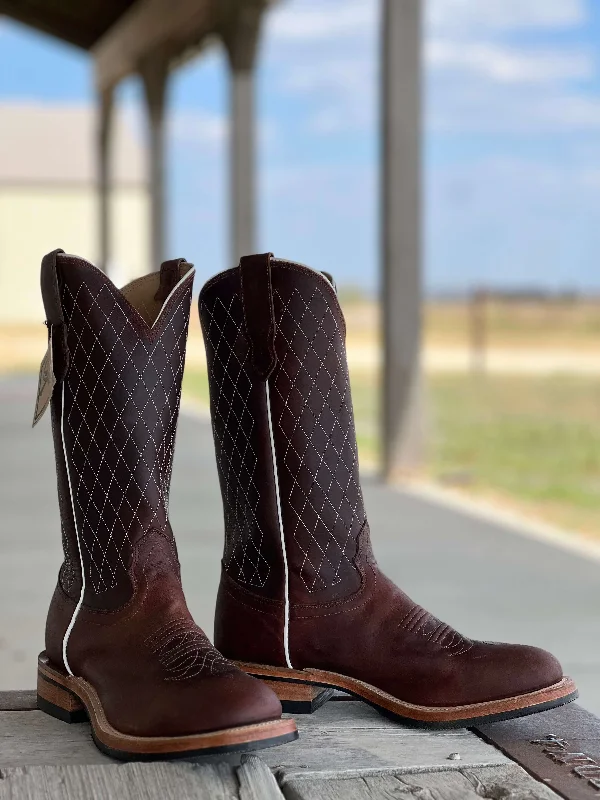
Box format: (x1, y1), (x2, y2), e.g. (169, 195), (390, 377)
(200, 290), (271, 589)
(270, 273), (367, 596)
(202, 265), (368, 602)
(59, 265), (191, 608)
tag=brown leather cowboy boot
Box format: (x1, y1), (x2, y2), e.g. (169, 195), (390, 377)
(35, 250), (297, 760)
(199, 253), (578, 728)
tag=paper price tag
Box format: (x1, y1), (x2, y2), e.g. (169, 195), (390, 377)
(32, 338), (56, 427)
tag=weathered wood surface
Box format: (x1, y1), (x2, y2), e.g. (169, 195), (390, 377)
(0, 761), (561, 800)
(0, 701), (504, 773)
(0, 711), (113, 766)
(0, 762), (240, 800)
(282, 764), (561, 799)
(238, 754), (285, 800)
(0, 691), (36, 711)
(262, 700), (508, 783)
(0, 693), (573, 799)
(0, 753), (281, 800)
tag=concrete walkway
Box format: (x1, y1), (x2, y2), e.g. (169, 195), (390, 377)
(1, 375), (599, 714)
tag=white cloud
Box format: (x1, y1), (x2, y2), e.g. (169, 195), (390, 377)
(427, 41), (594, 84)
(264, 0), (597, 139)
(268, 0), (587, 45)
(428, 0), (587, 35)
(117, 104), (227, 151)
(267, 0), (586, 45)
(429, 82), (600, 134)
(166, 111), (280, 150)
(279, 56), (375, 133)
(168, 111), (226, 147)
(281, 59), (366, 94)
(267, 0), (374, 42)
(430, 156), (592, 199)
(425, 0), (598, 134)
(265, 0), (377, 136)
(260, 1), (600, 289)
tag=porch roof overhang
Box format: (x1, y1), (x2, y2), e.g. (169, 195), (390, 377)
(0, 0), (137, 50)
(0, 0), (272, 92)
(0, 0), (424, 480)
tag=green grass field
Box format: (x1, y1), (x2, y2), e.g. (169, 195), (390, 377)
(183, 366), (600, 537)
(429, 374), (600, 536)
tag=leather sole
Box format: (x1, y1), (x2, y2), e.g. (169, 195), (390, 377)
(37, 653), (298, 760)
(235, 661), (579, 729)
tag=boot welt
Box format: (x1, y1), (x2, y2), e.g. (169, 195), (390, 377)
(235, 660), (578, 729)
(37, 653), (298, 760)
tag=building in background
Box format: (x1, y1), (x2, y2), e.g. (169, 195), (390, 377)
(0, 0), (422, 480)
(0, 103), (149, 324)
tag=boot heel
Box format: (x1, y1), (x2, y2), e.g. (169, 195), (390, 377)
(37, 671), (87, 724)
(262, 679), (334, 714)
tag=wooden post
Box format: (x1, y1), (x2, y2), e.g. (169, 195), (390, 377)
(222, 5), (264, 264)
(381, 0), (423, 480)
(98, 88), (114, 274)
(141, 52), (170, 269)
(470, 288), (488, 375)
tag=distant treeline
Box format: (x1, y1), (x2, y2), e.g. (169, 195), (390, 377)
(337, 285), (600, 304)
(428, 288), (600, 303)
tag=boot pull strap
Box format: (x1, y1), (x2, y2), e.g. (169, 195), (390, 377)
(40, 249), (69, 383)
(154, 258), (188, 304)
(240, 252), (277, 380)
(34, 249), (69, 425)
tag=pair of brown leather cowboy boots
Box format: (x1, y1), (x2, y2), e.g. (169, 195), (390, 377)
(35, 249), (577, 760)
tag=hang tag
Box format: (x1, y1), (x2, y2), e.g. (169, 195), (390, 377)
(32, 338), (56, 427)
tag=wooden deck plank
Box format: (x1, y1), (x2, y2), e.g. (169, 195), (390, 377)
(0, 691), (36, 711)
(288, 700), (473, 734)
(238, 755), (285, 800)
(0, 701), (504, 772)
(2, 693), (592, 799)
(0, 712), (113, 766)
(0, 762), (240, 800)
(263, 703), (509, 782)
(265, 729), (507, 783)
(281, 764), (561, 799)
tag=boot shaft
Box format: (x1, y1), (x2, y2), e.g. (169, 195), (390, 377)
(41, 251), (194, 610)
(200, 255), (369, 609)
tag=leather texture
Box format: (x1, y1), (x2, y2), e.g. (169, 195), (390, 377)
(200, 257), (564, 708)
(43, 252), (282, 737)
(200, 268), (285, 600)
(240, 252), (277, 379)
(45, 530), (281, 736)
(52, 255), (190, 609)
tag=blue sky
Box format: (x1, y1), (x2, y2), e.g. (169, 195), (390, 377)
(1, 0), (600, 293)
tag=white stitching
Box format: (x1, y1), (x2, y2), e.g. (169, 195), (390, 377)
(201, 294), (271, 587)
(272, 286), (366, 593)
(60, 277), (190, 595)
